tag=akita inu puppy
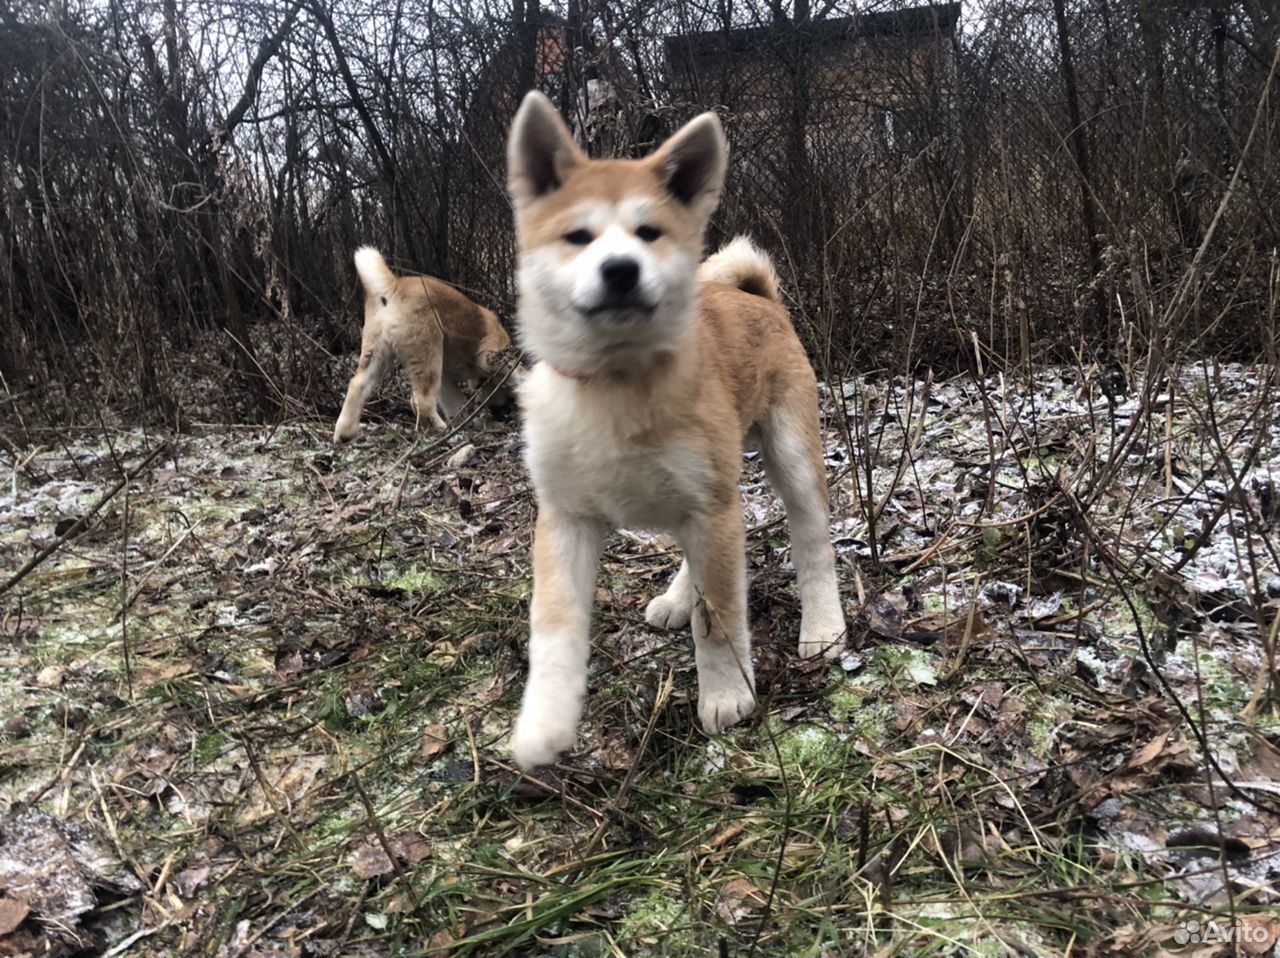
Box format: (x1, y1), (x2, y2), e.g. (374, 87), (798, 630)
(333, 247), (514, 443)
(506, 91), (846, 770)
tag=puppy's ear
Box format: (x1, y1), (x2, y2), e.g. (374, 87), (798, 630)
(508, 91), (585, 206)
(649, 112), (727, 220)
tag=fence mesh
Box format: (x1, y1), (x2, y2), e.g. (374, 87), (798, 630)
(1, 0), (1276, 420)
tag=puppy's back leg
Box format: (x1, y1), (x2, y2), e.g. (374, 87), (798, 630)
(334, 338), (391, 443)
(438, 381), (468, 423)
(760, 383), (846, 659)
(645, 558), (694, 629)
(403, 329), (448, 432)
(474, 328), (519, 411)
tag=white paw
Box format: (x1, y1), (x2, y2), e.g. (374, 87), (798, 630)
(333, 419), (358, 443)
(698, 682), (756, 735)
(412, 399), (448, 433)
(799, 619), (847, 660)
(645, 592), (692, 630)
(511, 708), (577, 771)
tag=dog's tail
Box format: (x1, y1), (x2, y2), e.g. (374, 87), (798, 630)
(698, 235), (781, 304)
(353, 246), (397, 298)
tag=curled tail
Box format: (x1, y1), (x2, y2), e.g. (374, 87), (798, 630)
(698, 235), (781, 303)
(353, 246), (397, 297)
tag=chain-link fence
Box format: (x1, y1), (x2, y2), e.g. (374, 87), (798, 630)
(2, 0), (1276, 421)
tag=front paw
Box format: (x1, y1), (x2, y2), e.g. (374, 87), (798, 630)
(698, 682), (756, 735)
(799, 617), (847, 660)
(511, 707), (577, 770)
(645, 592), (692, 630)
(333, 419), (358, 443)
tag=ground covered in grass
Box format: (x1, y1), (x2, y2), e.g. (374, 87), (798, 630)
(2, 364), (1279, 957)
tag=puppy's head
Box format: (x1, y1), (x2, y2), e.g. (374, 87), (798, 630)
(507, 91), (727, 375)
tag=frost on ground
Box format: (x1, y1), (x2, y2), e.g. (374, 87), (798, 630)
(1, 364), (1278, 957)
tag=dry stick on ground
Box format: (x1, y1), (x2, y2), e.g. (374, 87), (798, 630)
(745, 685), (795, 958)
(1185, 603), (1242, 936)
(582, 669), (674, 857)
(352, 769), (419, 910)
(1, 443), (168, 597)
(120, 477), (133, 698)
(114, 519), (204, 621)
(937, 575), (984, 683)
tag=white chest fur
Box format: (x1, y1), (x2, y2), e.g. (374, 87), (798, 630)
(519, 364), (712, 531)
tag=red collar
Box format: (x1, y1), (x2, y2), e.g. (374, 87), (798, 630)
(548, 362), (595, 382)
(545, 353), (672, 383)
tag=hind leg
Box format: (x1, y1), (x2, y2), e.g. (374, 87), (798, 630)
(473, 337), (520, 414)
(482, 369), (521, 419)
(438, 381), (468, 423)
(760, 387), (846, 659)
(334, 337), (391, 443)
(403, 334), (448, 433)
(645, 558), (693, 629)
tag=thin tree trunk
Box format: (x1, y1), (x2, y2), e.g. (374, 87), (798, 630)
(311, 0), (420, 266)
(1051, 0), (1107, 334)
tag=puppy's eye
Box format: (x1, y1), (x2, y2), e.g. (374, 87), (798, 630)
(380, 296), (388, 306)
(564, 229), (594, 246)
(636, 225), (662, 243)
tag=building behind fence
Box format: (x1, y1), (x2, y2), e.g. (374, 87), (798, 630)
(1, 0), (1276, 419)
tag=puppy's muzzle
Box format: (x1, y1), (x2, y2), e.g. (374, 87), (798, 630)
(600, 256), (639, 295)
(586, 256), (654, 321)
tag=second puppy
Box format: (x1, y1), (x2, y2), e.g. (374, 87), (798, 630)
(334, 247), (514, 443)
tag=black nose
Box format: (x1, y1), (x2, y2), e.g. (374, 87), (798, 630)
(600, 257), (639, 295)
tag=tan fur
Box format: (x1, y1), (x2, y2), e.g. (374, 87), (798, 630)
(697, 235), (782, 303)
(333, 247), (512, 443)
(507, 92), (846, 770)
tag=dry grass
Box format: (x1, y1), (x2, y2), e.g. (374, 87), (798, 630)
(2, 355), (1278, 957)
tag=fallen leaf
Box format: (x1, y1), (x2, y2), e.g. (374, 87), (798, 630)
(172, 866), (210, 899)
(350, 844), (394, 880)
(417, 724), (449, 763)
(133, 658), (194, 688)
(235, 755), (326, 825)
(963, 681), (1004, 715)
(425, 927), (456, 958)
(389, 834), (432, 865)
(866, 596), (904, 639)
(0, 897), (29, 936)
(1238, 915), (1280, 956)
(714, 876), (765, 925)
(1127, 732), (1169, 769)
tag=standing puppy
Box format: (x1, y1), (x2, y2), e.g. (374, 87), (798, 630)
(507, 92), (846, 770)
(334, 247), (514, 443)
